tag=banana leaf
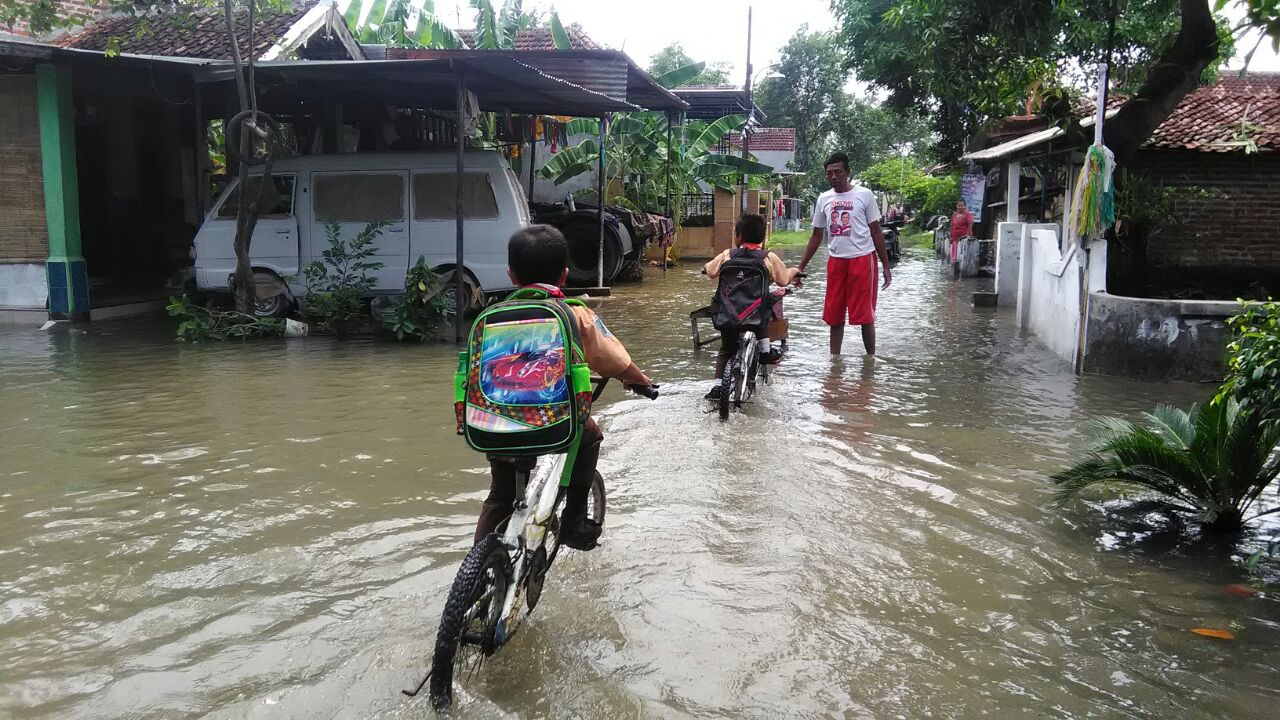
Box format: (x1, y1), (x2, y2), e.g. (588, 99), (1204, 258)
(411, 12), (463, 48)
(655, 62), (706, 89)
(470, 0), (508, 49)
(566, 118), (600, 136)
(539, 139), (600, 184)
(697, 154), (775, 175)
(549, 11), (571, 49)
(690, 114), (745, 156)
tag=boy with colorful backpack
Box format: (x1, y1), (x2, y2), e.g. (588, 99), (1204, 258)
(703, 214), (801, 399)
(458, 225), (654, 551)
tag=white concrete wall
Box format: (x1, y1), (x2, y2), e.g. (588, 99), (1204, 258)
(996, 222), (1058, 306)
(0, 263), (47, 310)
(1016, 225), (1107, 364)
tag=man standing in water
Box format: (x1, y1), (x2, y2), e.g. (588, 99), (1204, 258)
(798, 152), (892, 356)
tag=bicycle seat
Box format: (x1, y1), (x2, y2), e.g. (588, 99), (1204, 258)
(487, 455), (538, 470)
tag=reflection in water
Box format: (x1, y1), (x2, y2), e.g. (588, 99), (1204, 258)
(1, 246), (1276, 719)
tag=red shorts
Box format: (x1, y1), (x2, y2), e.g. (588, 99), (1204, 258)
(823, 254), (878, 326)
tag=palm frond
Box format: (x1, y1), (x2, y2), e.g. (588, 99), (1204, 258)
(1143, 404), (1196, 450)
(1055, 397), (1280, 533)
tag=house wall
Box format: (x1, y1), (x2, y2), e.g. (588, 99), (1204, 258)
(1132, 150), (1280, 279)
(0, 75), (50, 311)
(750, 149), (795, 173)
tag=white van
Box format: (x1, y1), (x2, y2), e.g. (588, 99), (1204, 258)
(194, 151), (530, 315)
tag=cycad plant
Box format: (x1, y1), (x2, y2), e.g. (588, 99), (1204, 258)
(1053, 398), (1280, 533)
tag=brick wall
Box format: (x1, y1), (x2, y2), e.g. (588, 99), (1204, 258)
(1132, 150), (1280, 277)
(0, 75), (48, 263)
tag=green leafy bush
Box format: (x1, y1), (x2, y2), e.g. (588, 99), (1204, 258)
(859, 158), (959, 221)
(166, 295), (282, 341)
(300, 221), (386, 331)
(380, 257), (451, 341)
(1219, 299), (1280, 421)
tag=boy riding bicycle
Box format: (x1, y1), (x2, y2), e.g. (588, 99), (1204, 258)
(471, 225), (654, 551)
(703, 214), (800, 399)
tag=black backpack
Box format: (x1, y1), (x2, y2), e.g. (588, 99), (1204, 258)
(711, 247), (772, 332)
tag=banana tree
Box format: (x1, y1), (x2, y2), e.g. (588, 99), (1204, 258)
(342, 0), (463, 48)
(539, 112), (776, 213)
(343, 0), (570, 50)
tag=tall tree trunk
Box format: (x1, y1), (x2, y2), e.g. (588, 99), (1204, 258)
(224, 0), (269, 315)
(1104, 0), (1220, 163)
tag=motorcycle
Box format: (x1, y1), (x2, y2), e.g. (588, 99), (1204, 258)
(880, 218), (903, 264)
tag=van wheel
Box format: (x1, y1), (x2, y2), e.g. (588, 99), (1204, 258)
(251, 271), (291, 318)
(438, 270), (482, 318)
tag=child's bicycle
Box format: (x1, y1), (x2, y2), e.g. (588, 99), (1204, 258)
(691, 277), (803, 421)
(405, 376), (658, 712)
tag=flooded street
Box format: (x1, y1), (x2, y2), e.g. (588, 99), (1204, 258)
(1, 246), (1276, 719)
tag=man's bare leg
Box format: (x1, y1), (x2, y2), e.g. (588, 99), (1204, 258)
(830, 324), (845, 355)
(862, 323), (876, 355)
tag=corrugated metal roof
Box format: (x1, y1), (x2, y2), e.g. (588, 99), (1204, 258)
(196, 57), (640, 116)
(388, 49), (686, 112)
(962, 111), (1114, 161)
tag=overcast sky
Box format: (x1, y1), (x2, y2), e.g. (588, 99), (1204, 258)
(436, 0), (1279, 85)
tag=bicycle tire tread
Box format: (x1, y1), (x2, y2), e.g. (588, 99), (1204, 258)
(429, 536), (507, 712)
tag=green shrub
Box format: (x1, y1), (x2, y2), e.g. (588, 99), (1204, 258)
(166, 295), (282, 341)
(301, 221), (386, 331)
(381, 257), (451, 341)
(1219, 299), (1280, 421)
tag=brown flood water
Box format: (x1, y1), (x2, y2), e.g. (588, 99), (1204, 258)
(1, 245), (1276, 719)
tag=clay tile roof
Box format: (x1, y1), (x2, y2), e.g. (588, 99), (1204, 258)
(455, 25), (600, 51)
(1145, 72), (1280, 152)
(729, 127), (796, 152)
(52, 1), (313, 59)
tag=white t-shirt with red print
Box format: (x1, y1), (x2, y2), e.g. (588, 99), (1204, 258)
(812, 185), (882, 259)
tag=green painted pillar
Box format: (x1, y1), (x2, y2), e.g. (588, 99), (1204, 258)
(323, 104), (345, 153)
(36, 64), (89, 319)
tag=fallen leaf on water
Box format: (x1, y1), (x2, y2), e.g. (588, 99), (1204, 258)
(1224, 584), (1258, 597)
(1191, 628), (1236, 640)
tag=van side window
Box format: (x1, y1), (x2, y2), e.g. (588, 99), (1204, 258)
(413, 173), (500, 220)
(217, 176), (294, 218)
(314, 173), (405, 223)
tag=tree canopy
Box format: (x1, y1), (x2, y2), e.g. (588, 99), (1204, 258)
(647, 43), (732, 86)
(755, 27), (935, 199)
(830, 0), (1270, 162)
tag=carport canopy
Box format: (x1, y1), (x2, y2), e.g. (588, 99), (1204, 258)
(195, 54), (686, 116)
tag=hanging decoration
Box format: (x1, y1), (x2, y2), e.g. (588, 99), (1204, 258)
(1070, 143), (1115, 241)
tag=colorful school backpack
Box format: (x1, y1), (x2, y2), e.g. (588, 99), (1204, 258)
(711, 247), (772, 332)
(454, 287), (593, 455)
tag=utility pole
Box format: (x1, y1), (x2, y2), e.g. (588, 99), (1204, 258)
(741, 4), (752, 216)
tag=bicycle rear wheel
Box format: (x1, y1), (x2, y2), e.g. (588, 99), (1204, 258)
(429, 536), (509, 712)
